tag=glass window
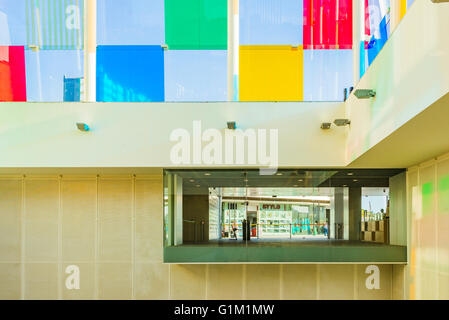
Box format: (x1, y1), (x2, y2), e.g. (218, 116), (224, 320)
(96, 45), (164, 102)
(240, 0), (303, 46)
(0, 45), (27, 101)
(165, 0), (227, 50)
(239, 45), (303, 102)
(97, 0), (165, 45)
(303, 49), (353, 102)
(164, 50), (227, 102)
(0, 0), (27, 46)
(25, 49), (83, 102)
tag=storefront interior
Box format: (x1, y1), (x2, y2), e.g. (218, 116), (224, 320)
(163, 169), (407, 263)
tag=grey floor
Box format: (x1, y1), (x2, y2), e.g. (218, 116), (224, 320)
(181, 237), (397, 247)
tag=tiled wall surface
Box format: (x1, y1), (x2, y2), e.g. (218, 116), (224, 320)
(0, 173), (398, 300)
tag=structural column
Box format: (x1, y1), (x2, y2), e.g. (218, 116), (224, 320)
(333, 187), (345, 240)
(227, 0), (239, 101)
(352, 0), (362, 85)
(348, 187), (362, 241)
(84, 0), (96, 102)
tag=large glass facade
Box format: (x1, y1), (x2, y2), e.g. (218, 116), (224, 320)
(0, 0), (417, 102)
(0, 0), (352, 102)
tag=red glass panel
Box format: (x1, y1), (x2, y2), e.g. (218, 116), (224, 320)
(0, 46), (27, 102)
(303, 0), (352, 50)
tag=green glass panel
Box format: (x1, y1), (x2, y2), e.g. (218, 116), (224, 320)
(438, 175), (449, 214)
(165, 0), (227, 50)
(199, 0), (227, 49)
(422, 182), (434, 216)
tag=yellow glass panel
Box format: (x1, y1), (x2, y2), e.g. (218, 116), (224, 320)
(239, 45), (303, 102)
(400, 0), (407, 20)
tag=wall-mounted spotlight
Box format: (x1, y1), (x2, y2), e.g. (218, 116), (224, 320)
(334, 119), (351, 126)
(76, 122), (90, 132)
(227, 121), (236, 130)
(321, 122), (332, 130)
(354, 89), (376, 99)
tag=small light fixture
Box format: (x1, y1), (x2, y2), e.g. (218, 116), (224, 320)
(354, 89), (376, 99)
(189, 179), (195, 183)
(76, 122), (90, 132)
(227, 121), (236, 130)
(334, 119), (351, 127)
(353, 179), (359, 182)
(196, 185), (201, 188)
(298, 179), (303, 182)
(276, 173), (283, 176)
(321, 122), (332, 130)
(204, 173), (211, 176)
(347, 172), (354, 176)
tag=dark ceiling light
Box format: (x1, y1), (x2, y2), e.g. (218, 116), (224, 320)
(334, 119), (351, 126)
(321, 122), (332, 130)
(354, 89), (376, 99)
(76, 122), (90, 132)
(227, 121), (236, 130)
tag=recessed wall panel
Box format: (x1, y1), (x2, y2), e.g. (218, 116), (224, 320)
(98, 178), (132, 262)
(0, 179), (21, 262)
(25, 179), (59, 262)
(61, 179), (96, 262)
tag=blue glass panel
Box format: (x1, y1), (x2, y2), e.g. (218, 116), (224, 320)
(240, 0), (303, 45)
(164, 50), (227, 102)
(25, 50), (84, 101)
(63, 77), (81, 101)
(97, 0), (165, 45)
(303, 49), (353, 102)
(96, 45), (165, 102)
(0, 0), (26, 45)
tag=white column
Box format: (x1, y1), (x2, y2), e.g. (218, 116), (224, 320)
(352, 0), (362, 85)
(390, 0), (402, 33)
(84, 0), (96, 102)
(174, 175), (183, 246)
(227, 0), (239, 102)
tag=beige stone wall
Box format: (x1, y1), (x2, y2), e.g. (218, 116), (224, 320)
(0, 173), (396, 300)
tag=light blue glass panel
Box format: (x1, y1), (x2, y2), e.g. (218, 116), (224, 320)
(303, 49), (353, 102)
(0, 0), (26, 45)
(97, 0), (165, 45)
(25, 50), (84, 101)
(164, 50), (227, 102)
(240, 0), (303, 45)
